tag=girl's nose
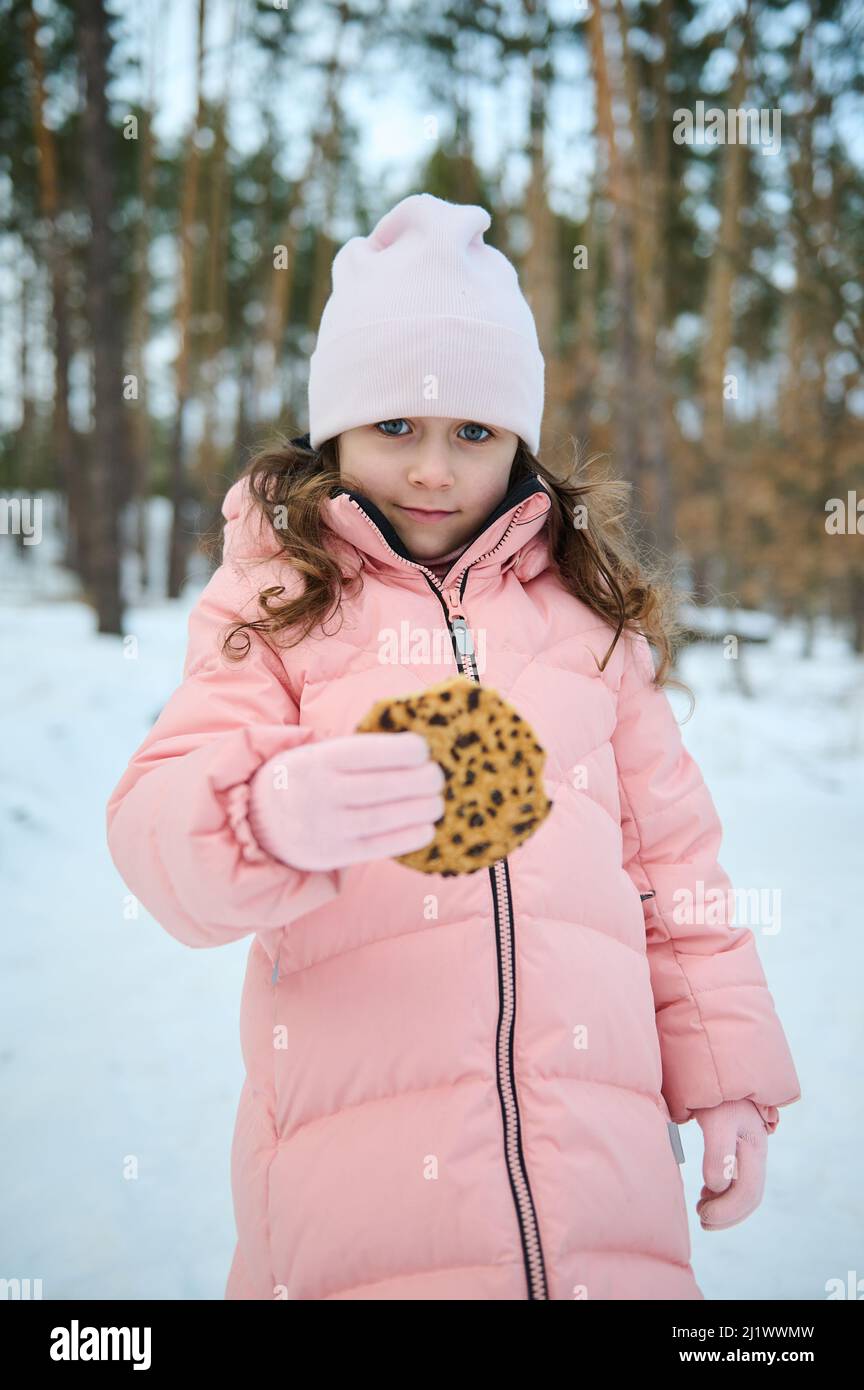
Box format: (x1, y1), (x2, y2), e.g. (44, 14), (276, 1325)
(407, 452), (456, 490)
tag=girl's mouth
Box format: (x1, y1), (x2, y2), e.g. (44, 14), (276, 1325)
(397, 506), (456, 523)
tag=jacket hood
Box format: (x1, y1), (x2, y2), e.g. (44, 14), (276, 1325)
(221, 434), (554, 590)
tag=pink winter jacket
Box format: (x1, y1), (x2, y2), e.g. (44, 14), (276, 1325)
(105, 465), (801, 1301)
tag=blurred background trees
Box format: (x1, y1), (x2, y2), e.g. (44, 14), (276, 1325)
(1, 0), (862, 644)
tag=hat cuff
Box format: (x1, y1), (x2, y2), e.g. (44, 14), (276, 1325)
(308, 315), (544, 455)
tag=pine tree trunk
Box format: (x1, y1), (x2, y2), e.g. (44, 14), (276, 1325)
(698, 5), (752, 601)
(129, 18), (159, 595)
(167, 0), (207, 598)
(27, 3), (84, 580)
(588, 0), (642, 497)
(76, 0), (126, 634)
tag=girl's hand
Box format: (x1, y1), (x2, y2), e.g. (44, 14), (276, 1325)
(692, 1099), (769, 1230)
(246, 731), (446, 872)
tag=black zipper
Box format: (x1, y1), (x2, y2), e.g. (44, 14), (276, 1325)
(342, 489), (552, 1301)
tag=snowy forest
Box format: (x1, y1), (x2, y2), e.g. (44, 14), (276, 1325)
(2, 0), (863, 638)
(1, 0), (862, 1310)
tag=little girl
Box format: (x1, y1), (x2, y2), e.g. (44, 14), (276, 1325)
(106, 192), (801, 1301)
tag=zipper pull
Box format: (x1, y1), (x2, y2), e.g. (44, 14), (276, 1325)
(450, 616), (475, 658)
(444, 583), (462, 617)
(444, 582), (475, 659)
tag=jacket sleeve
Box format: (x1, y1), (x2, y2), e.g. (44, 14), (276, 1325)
(105, 561), (346, 950)
(610, 629), (801, 1134)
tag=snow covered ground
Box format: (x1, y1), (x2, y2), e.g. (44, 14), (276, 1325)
(1, 561), (861, 1300)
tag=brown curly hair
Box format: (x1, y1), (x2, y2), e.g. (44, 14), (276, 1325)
(211, 429), (691, 699)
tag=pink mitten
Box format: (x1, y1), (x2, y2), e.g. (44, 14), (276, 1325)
(246, 730), (445, 871)
(693, 1099), (768, 1230)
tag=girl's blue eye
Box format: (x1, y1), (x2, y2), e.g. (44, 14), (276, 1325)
(459, 423), (492, 442)
(375, 420), (410, 436)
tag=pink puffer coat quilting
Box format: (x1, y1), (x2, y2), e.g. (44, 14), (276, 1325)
(105, 466), (801, 1300)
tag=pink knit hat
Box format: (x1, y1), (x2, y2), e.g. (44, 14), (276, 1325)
(307, 193), (545, 454)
